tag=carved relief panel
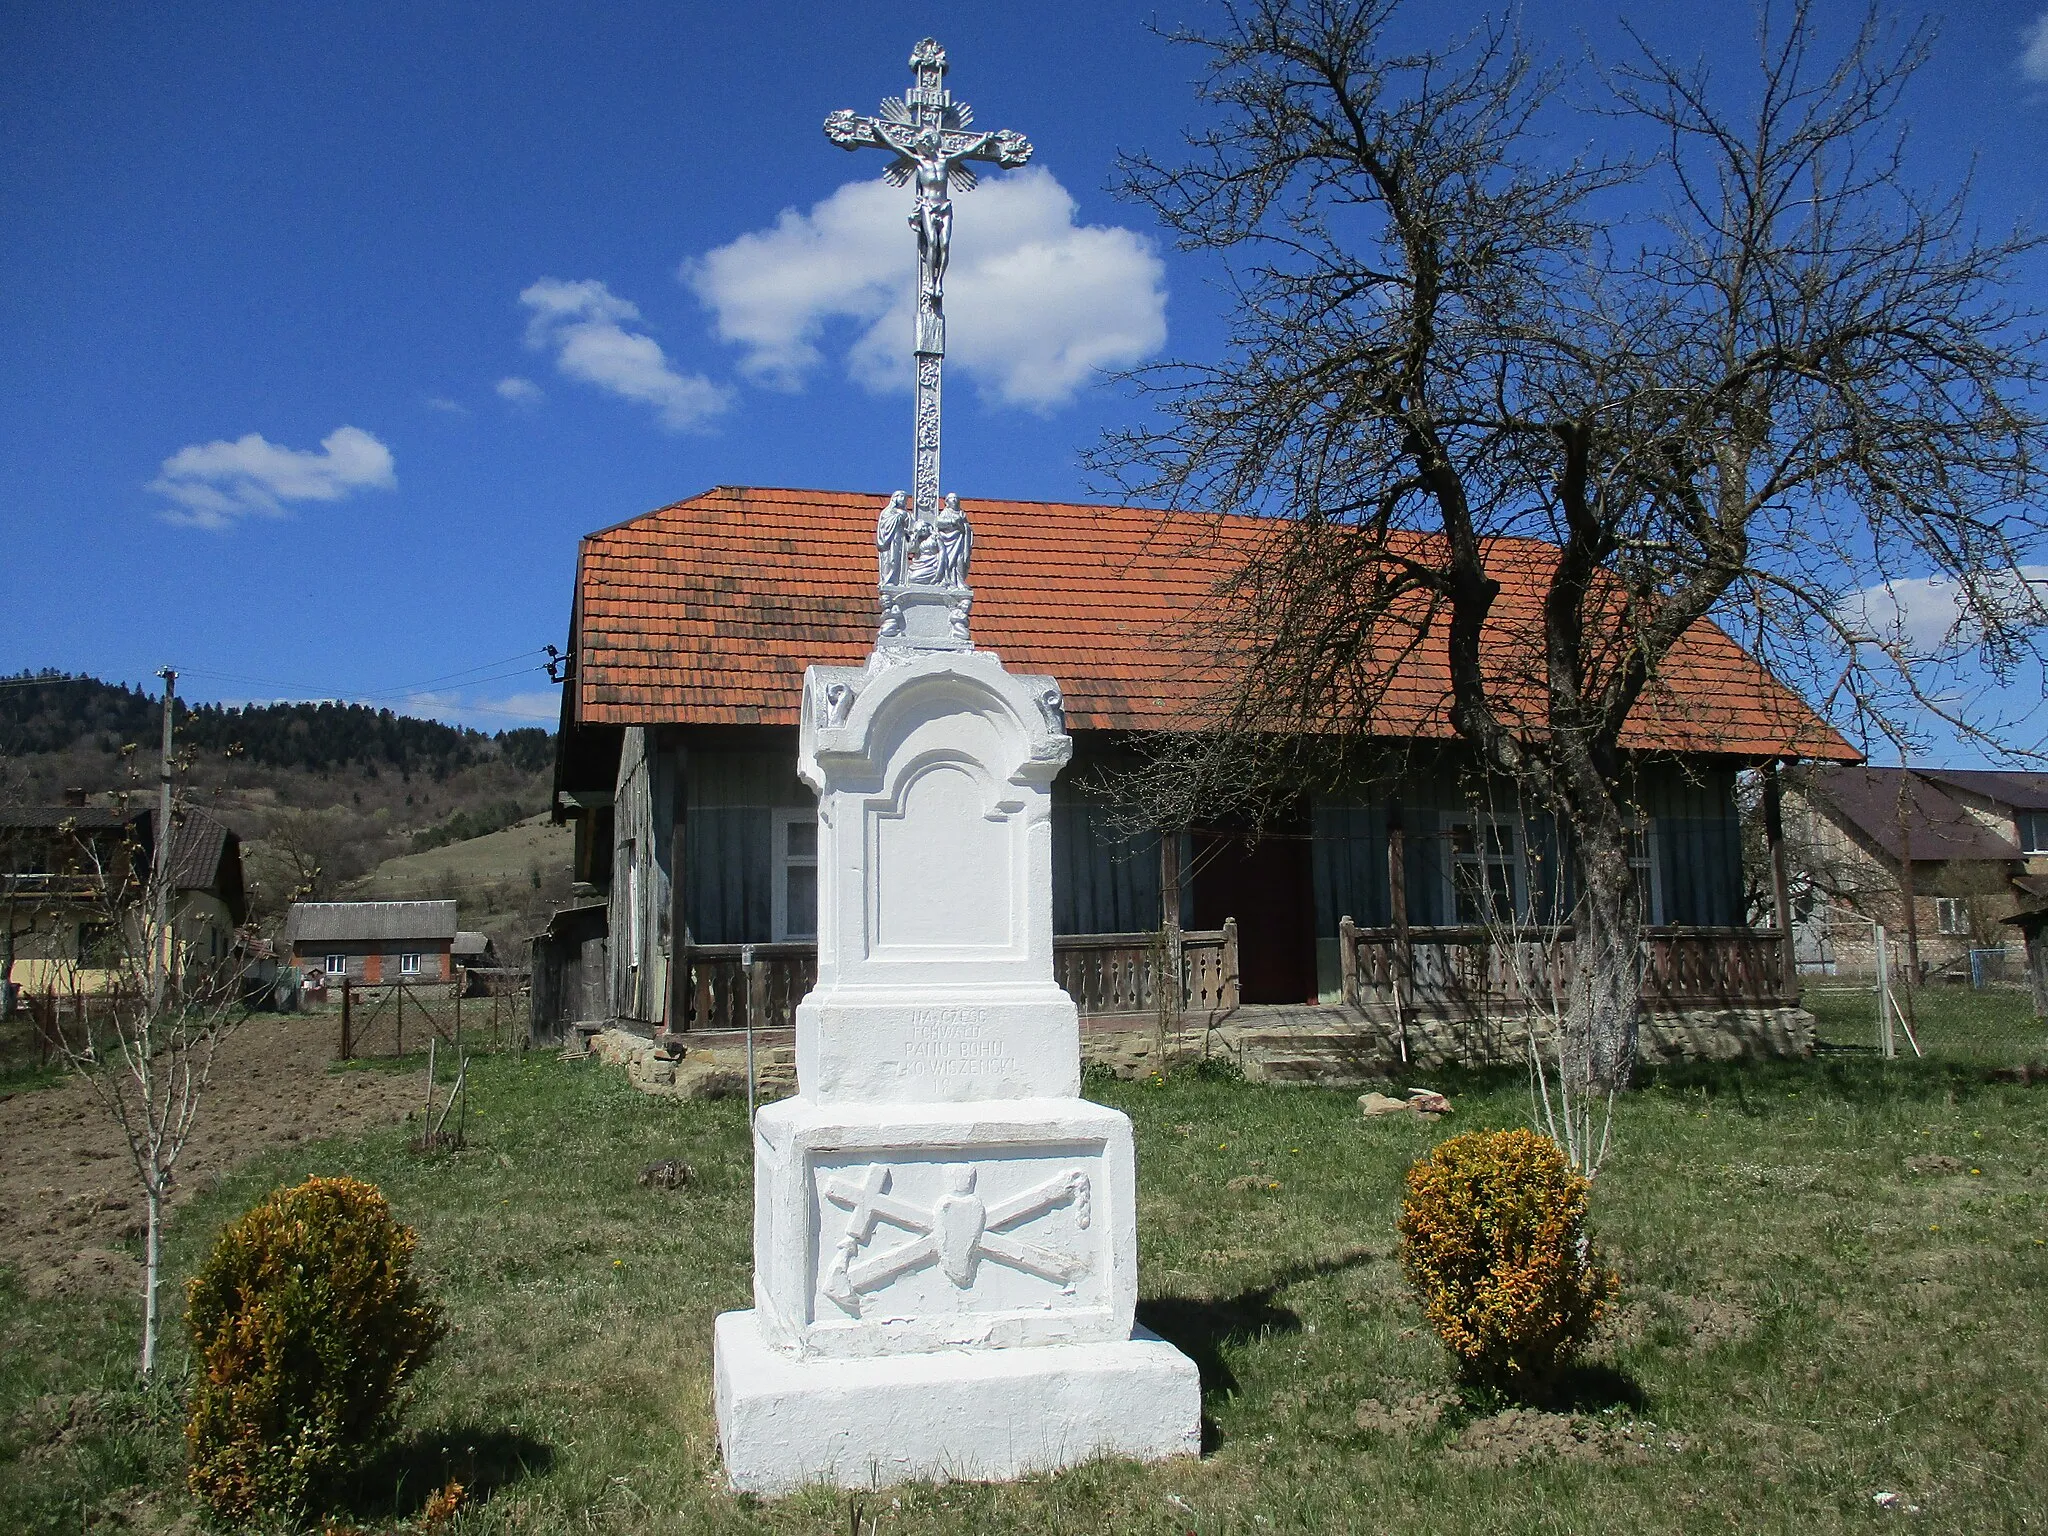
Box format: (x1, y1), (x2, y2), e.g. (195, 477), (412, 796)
(799, 1143), (1114, 1358)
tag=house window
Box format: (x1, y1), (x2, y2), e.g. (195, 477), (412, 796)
(400, 952), (422, 975)
(2020, 810), (2048, 856)
(1445, 815), (1523, 926)
(1624, 820), (1665, 926)
(772, 809), (819, 941)
(1935, 897), (1970, 937)
(324, 953), (347, 974)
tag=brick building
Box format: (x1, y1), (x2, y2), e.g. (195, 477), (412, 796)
(284, 900), (458, 984)
(1785, 766), (2048, 978)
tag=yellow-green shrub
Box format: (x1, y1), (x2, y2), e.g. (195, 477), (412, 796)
(1397, 1128), (1616, 1397)
(185, 1176), (444, 1522)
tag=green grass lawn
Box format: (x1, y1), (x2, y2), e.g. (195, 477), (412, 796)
(4, 1049), (2045, 1534)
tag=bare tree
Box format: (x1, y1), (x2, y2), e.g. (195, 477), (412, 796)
(48, 808), (247, 1376)
(252, 805), (370, 906)
(1093, 0), (2047, 1096)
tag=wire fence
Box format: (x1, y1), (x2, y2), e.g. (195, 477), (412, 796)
(331, 978), (530, 1061)
(1801, 921), (2048, 1067)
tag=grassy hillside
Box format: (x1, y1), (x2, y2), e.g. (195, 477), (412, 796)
(350, 814), (578, 957)
(2, 671), (565, 937)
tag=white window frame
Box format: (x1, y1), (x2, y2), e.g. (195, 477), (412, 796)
(771, 808), (819, 942)
(324, 953), (347, 975)
(2019, 810), (2048, 856)
(1623, 817), (1666, 927)
(1935, 896), (1969, 937)
(400, 951), (422, 976)
(1441, 812), (1528, 927)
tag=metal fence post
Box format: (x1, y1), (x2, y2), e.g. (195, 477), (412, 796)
(1874, 923), (1896, 1058)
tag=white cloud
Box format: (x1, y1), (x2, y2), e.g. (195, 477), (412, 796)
(1849, 566), (2048, 655)
(150, 425), (395, 530)
(496, 375), (543, 406)
(518, 278), (729, 431)
(684, 166), (1167, 411)
(423, 394), (470, 416)
(2022, 8), (2048, 83)
(404, 688), (562, 728)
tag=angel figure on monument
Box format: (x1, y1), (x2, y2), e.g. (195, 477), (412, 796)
(935, 493), (972, 587)
(876, 491), (911, 587)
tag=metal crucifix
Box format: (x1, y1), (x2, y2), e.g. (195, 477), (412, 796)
(826, 38), (1032, 531)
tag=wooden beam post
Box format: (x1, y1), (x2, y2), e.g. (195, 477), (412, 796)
(1160, 826), (1183, 1022)
(1763, 761), (1795, 1000)
(339, 975), (352, 1061)
(747, 948), (769, 1034)
(667, 740), (691, 1033)
(2026, 922), (2047, 1021)
(1338, 914), (1357, 1007)
(1387, 804), (1413, 1058)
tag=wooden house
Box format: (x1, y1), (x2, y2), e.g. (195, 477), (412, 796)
(1, 795), (247, 999)
(284, 900), (458, 984)
(546, 486), (1857, 1042)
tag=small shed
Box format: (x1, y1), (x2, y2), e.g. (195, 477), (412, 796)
(2002, 887), (2048, 1019)
(529, 901), (608, 1045)
(284, 900), (459, 984)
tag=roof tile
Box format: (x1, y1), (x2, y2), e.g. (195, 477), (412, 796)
(569, 486), (1854, 760)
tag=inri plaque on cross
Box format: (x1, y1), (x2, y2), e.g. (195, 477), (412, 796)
(825, 38), (1032, 550)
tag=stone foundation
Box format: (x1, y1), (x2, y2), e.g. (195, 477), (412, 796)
(585, 1027), (796, 1101)
(590, 1006), (1813, 1103)
(1077, 1005), (1815, 1084)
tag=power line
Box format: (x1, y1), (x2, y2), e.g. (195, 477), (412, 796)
(175, 646), (558, 702)
(2, 650), (558, 707)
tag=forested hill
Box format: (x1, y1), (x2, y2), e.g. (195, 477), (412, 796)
(0, 671), (554, 778)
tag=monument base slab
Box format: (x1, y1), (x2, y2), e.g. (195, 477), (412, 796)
(713, 1309), (1201, 1494)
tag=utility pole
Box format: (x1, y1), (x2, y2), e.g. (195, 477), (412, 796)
(153, 667), (176, 1009)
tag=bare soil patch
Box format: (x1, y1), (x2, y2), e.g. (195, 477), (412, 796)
(1905, 1153), (1966, 1176)
(1354, 1389), (1456, 1438)
(0, 1016), (422, 1296)
(1447, 1408), (1657, 1468)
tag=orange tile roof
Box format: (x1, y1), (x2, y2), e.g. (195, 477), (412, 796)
(570, 486), (1856, 761)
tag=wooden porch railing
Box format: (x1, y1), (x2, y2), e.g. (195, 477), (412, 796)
(680, 942), (818, 1032)
(676, 924), (1241, 1032)
(1051, 922), (1239, 1020)
(1338, 919), (1795, 1015)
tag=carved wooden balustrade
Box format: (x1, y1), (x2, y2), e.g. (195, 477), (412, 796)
(1052, 921), (1239, 1022)
(678, 924), (1240, 1033)
(1337, 919), (1795, 1017)
(681, 942), (818, 1032)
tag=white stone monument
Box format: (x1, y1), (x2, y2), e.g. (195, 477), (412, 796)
(711, 38), (1201, 1496)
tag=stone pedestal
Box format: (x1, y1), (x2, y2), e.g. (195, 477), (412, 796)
(714, 645), (1200, 1493)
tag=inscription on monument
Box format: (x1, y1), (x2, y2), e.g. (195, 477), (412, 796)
(898, 1007), (1017, 1080)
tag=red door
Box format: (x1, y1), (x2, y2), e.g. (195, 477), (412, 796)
(1190, 823), (1318, 1004)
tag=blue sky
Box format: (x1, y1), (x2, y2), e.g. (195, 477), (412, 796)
(3, 2), (2045, 759)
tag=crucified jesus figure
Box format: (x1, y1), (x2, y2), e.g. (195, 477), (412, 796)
(909, 128), (954, 301)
